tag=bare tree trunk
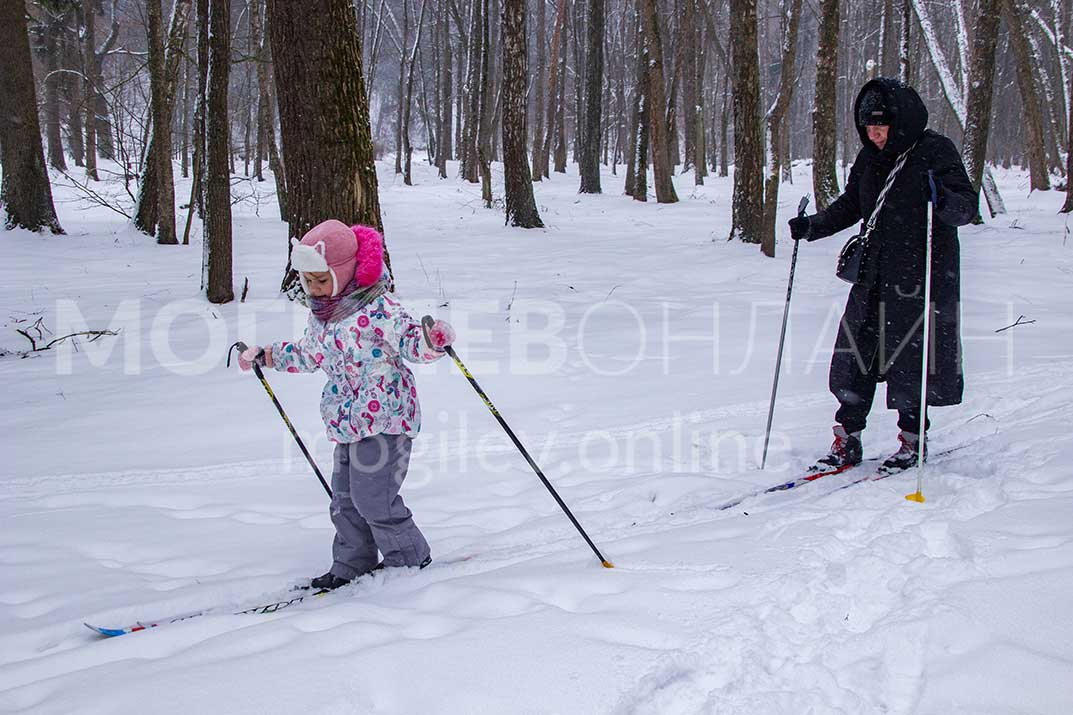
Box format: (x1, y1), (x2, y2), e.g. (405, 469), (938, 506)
(134, 0), (193, 237)
(680, 0), (697, 173)
(1061, 0), (1073, 210)
(812, 0), (840, 210)
(90, 2), (120, 162)
(532, 0), (547, 181)
(491, 0), (504, 164)
(761, 0), (803, 257)
(780, 113), (791, 182)
(540, 0), (568, 178)
(719, 73), (729, 177)
(665, 22), (680, 171)
(461, 0), (483, 182)
(1003, 0), (1051, 191)
(194, 0), (209, 220)
(878, 0), (897, 76)
(553, 8), (568, 175)
(639, 0), (678, 202)
(1025, 28), (1064, 176)
(570, 0), (583, 166)
(437, 0), (452, 178)
(963, 0), (1001, 220)
(453, 6), (465, 160)
(502, 0), (544, 226)
(693, 24), (706, 185)
(419, 44), (437, 166)
(626, 5), (649, 201)
(402, 1), (427, 186)
(578, 0), (604, 193)
(899, 0), (911, 83)
(0, 0), (63, 233)
(242, 90), (251, 177)
(44, 21), (67, 172)
(181, 57), (192, 178)
(251, 0), (267, 182)
(267, 0), (385, 291)
(83, 0), (99, 181)
(147, 0), (177, 244)
(1063, 71), (1073, 210)
(728, 0), (763, 241)
(266, 81), (288, 220)
(477, 0), (494, 204)
(613, 9), (629, 175)
(395, 0), (409, 176)
(205, 0), (233, 303)
(64, 29), (85, 168)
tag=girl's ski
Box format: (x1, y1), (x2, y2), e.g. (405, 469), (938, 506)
(84, 554), (476, 638)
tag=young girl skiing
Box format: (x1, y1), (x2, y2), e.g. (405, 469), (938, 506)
(239, 219), (455, 590)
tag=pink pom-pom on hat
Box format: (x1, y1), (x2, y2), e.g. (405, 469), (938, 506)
(290, 220), (385, 296)
(351, 224), (385, 288)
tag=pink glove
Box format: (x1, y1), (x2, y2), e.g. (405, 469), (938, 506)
(426, 320), (455, 351)
(238, 345), (266, 371)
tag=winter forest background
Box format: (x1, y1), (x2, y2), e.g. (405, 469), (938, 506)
(3, 0), (1073, 712)
(3, 0), (1071, 266)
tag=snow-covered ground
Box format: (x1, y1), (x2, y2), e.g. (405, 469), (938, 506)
(2, 158), (1071, 713)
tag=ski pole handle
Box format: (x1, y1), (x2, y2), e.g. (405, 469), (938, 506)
(420, 315), (443, 352)
(227, 340), (249, 368)
(226, 341), (267, 370)
(926, 170), (939, 206)
(421, 314), (453, 355)
(796, 194), (810, 218)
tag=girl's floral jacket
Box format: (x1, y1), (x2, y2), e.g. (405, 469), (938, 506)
(271, 293), (444, 443)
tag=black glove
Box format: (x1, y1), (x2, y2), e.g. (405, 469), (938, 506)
(788, 215), (812, 241)
(923, 172), (945, 208)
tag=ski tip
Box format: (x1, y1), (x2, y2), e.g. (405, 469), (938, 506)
(601, 560), (615, 569)
(84, 623), (126, 638)
(904, 491), (926, 503)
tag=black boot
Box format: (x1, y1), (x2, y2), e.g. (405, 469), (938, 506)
(808, 425), (863, 474)
(880, 430), (927, 473)
(309, 571), (352, 591)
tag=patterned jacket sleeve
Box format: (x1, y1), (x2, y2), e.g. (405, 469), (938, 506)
(270, 318), (321, 373)
(930, 135), (978, 228)
(807, 149), (865, 241)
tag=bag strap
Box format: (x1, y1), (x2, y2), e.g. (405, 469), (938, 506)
(861, 141), (919, 241)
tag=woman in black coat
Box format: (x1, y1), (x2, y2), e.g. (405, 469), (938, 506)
(788, 78), (977, 473)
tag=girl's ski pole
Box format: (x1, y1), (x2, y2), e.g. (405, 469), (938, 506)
(422, 317), (614, 568)
(761, 195), (810, 470)
(906, 173), (937, 504)
(227, 341), (333, 498)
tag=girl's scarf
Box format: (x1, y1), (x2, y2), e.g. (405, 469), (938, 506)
(310, 275), (388, 323)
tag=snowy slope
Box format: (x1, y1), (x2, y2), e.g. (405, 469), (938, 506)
(1, 160), (1071, 714)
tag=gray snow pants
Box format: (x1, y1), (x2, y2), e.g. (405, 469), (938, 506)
(328, 434), (431, 580)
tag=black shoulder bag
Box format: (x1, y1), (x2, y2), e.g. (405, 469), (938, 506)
(836, 142), (918, 287)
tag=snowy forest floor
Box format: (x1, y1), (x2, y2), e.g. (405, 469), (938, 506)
(2, 159), (1072, 713)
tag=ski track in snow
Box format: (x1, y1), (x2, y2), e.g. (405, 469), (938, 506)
(1, 161), (1072, 713)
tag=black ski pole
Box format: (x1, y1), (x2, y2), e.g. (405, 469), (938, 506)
(422, 317), (614, 568)
(227, 341), (333, 498)
(761, 195), (810, 470)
